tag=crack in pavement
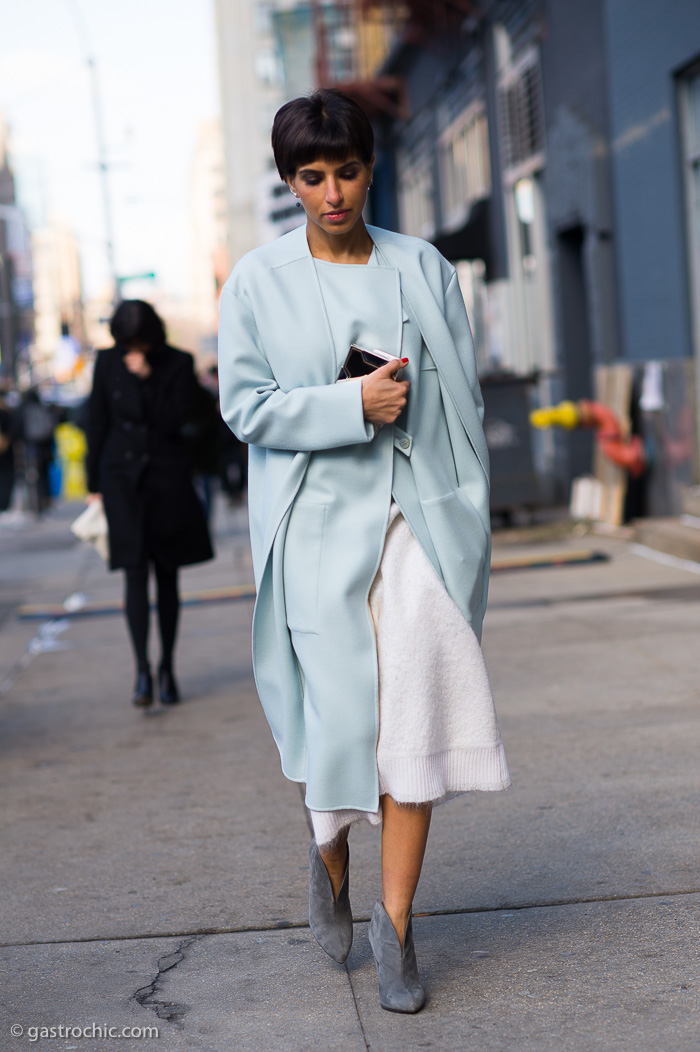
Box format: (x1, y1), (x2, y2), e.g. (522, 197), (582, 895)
(132, 934), (202, 1028)
(344, 963), (371, 1052)
(3, 886), (700, 948)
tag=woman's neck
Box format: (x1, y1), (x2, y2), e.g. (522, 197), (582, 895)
(306, 219), (374, 264)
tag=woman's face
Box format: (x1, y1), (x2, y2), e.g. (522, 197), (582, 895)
(288, 155), (374, 236)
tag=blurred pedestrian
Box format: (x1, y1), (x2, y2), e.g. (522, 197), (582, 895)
(218, 410), (247, 503)
(0, 379), (20, 511)
(85, 300), (213, 708)
(21, 389), (57, 514)
(218, 90), (509, 1013)
(202, 366), (247, 504)
(182, 373), (220, 524)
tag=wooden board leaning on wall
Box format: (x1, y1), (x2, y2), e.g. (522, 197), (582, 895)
(593, 363), (634, 527)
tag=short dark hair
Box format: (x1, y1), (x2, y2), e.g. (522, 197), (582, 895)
(110, 300), (166, 347)
(271, 89), (374, 180)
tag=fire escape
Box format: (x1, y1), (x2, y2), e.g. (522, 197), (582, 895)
(311, 0), (482, 118)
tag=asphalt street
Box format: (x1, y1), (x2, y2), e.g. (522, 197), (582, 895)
(0, 499), (698, 1051)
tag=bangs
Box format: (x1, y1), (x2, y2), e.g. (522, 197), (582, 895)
(272, 90), (374, 180)
(292, 133), (360, 172)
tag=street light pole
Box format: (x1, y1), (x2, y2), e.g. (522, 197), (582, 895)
(62, 0), (118, 305)
(86, 56), (118, 305)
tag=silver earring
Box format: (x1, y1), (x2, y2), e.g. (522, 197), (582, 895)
(290, 186), (302, 207)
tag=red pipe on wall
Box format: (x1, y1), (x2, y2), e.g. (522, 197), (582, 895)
(577, 400), (647, 477)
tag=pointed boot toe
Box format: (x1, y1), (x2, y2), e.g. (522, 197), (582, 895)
(308, 838), (353, 964)
(368, 901), (426, 1013)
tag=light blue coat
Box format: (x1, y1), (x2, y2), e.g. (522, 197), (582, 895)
(218, 224), (490, 812)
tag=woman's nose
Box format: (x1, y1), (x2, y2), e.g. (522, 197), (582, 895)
(326, 178), (342, 205)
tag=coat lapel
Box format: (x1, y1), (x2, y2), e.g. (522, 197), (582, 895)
(371, 237), (490, 482)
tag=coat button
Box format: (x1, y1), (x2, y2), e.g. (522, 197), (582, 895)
(400, 437), (410, 450)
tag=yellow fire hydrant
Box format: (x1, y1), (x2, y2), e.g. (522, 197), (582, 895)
(54, 422), (88, 500)
(530, 401), (581, 431)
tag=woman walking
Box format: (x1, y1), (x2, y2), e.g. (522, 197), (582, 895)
(86, 300), (213, 708)
(0, 380), (19, 511)
(218, 90), (509, 1012)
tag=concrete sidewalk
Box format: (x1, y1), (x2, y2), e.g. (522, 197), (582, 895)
(0, 502), (699, 1050)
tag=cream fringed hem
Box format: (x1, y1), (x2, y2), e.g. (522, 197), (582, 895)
(310, 742), (511, 849)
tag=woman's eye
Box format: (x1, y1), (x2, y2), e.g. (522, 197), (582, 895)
(341, 170), (359, 180)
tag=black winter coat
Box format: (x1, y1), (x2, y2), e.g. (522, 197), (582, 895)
(86, 344), (214, 571)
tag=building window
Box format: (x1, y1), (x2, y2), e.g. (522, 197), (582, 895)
(318, 3), (356, 83)
(498, 47), (545, 179)
(397, 155), (435, 239)
(439, 104), (491, 232)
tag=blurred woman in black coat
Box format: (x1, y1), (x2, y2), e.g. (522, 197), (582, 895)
(86, 301), (213, 707)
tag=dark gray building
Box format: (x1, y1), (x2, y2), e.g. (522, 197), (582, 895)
(362, 0), (700, 508)
(603, 0), (700, 365)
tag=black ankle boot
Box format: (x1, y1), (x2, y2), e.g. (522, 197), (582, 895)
(158, 665), (180, 705)
(132, 668), (153, 707)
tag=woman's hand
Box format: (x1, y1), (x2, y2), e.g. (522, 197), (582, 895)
(86, 493), (102, 504)
(123, 350), (152, 380)
(361, 358), (410, 425)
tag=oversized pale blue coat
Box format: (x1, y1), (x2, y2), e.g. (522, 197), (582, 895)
(218, 223), (491, 813)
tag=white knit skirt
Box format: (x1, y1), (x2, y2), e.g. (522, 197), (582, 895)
(309, 503), (510, 848)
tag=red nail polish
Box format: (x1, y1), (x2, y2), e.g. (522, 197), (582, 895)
(401, 358), (409, 363)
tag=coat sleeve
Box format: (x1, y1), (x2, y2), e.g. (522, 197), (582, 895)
(85, 352), (110, 493)
(444, 270), (485, 425)
(218, 286), (374, 451)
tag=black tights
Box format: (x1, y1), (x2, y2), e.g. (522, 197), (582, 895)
(124, 561), (180, 673)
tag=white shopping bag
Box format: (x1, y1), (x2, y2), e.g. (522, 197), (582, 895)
(70, 501), (110, 562)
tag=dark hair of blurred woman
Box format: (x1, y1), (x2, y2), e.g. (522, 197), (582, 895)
(109, 299), (166, 348)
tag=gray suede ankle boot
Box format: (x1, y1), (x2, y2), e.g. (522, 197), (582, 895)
(308, 838), (352, 963)
(368, 901), (426, 1013)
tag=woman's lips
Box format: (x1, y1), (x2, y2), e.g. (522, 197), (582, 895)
(324, 209), (350, 222)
